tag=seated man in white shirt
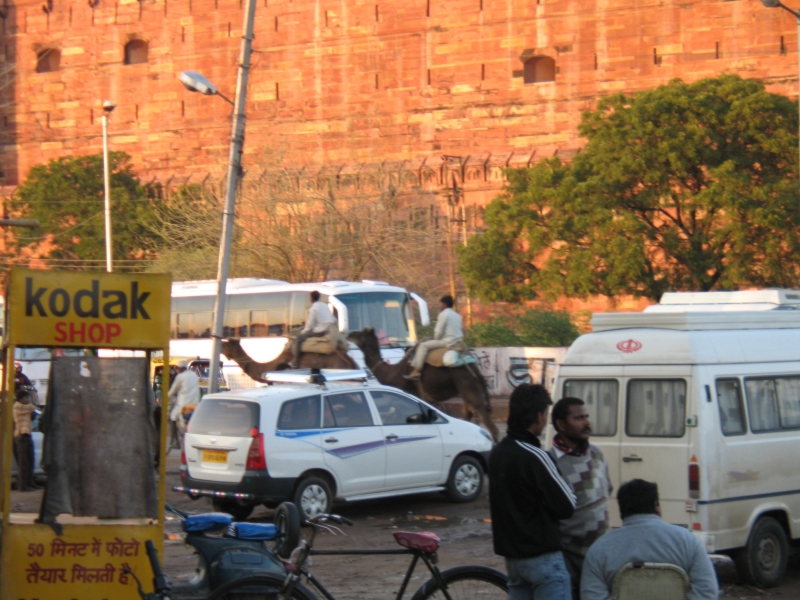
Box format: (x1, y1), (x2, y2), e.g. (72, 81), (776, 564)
(405, 294), (463, 380)
(291, 291), (337, 368)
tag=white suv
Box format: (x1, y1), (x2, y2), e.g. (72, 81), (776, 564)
(176, 369), (494, 521)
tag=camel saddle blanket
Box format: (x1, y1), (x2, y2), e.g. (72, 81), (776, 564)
(422, 342), (477, 368)
(300, 324), (350, 355)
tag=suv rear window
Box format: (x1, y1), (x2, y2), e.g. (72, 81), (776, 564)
(190, 400), (259, 436)
(278, 395), (321, 430)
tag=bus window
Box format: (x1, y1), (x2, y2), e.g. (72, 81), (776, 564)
(224, 310), (249, 338)
(268, 308), (287, 336)
(289, 293), (307, 334)
(336, 292), (411, 346)
(250, 310), (269, 337)
(177, 313), (192, 339)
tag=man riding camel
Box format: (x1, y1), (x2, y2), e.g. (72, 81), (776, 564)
(290, 291), (337, 368)
(405, 294), (463, 380)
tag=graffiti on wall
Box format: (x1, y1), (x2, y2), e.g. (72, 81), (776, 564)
(473, 347), (568, 397)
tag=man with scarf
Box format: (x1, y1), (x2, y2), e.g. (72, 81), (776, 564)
(547, 397), (613, 593)
(489, 383), (577, 600)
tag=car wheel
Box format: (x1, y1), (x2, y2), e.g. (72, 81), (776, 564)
(445, 455), (483, 503)
(293, 476), (332, 522)
(211, 498), (255, 522)
(272, 502), (302, 558)
(733, 516), (789, 588)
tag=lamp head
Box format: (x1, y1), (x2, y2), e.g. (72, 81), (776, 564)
(762, 0), (780, 7)
(102, 100), (116, 113)
(179, 71), (218, 96)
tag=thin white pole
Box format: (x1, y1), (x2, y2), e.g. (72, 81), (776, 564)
(208, 0), (257, 394)
(102, 113), (112, 273)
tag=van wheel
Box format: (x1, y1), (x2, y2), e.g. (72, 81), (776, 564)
(212, 498), (254, 522)
(293, 476), (332, 522)
(733, 516), (789, 588)
(445, 456), (484, 503)
(272, 502), (301, 558)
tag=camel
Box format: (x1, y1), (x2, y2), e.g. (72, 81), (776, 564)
(347, 328), (500, 442)
(221, 338), (358, 382)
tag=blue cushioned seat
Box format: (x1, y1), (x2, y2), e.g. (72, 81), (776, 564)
(183, 512), (233, 533)
(228, 522), (278, 541)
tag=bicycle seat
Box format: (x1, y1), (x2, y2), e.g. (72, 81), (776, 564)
(392, 531), (440, 553)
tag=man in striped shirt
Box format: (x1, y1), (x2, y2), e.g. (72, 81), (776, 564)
(489, 383), (577, 600)
(13, 389), (37, 491)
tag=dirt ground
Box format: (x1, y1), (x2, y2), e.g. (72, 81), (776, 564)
(8, 420), (800, 599)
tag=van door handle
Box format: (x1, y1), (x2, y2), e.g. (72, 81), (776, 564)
(385, 434), (398, 441)
(324, 437), (339, 443)
(623, 456), (643, 463)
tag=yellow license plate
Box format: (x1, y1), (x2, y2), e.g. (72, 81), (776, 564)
(202, 449), (228, 464)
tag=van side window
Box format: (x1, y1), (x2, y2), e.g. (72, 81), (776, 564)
(563, 379), (618, 436)
(745, 377), (800, 432)
(626, 380), (686, 437)
(716, 379), (746, 436)
(277, 395), (321, 430)
(324, 392), (374, 428)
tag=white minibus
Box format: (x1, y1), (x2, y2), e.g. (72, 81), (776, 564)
(170, 279), (430, 386)
(553, 289), (800, 587)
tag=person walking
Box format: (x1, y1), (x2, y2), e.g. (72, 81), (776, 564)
(405, 295), (463, 380)
(13, 389), (37, 491)
(547, 397), (613, 595)
(489, 383), (577, 600)
(168, 360), (200, 446)
(14, 361), (32, 393)
(291, 291), (337, 368)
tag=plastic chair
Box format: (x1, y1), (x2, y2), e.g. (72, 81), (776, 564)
(611, 562), (690, 600)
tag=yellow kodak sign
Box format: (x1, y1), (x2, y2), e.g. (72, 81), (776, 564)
(6, 269), (171, 349)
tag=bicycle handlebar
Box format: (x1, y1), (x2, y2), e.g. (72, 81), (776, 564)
(145, 540), (171, 597)
(310, 513), (354, 526)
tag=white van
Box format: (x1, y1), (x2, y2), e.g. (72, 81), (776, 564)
(553, 289), (800, 588)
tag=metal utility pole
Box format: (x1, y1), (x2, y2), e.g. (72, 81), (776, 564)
(101, 101), (115, 273)
(208, 0), (257, 394)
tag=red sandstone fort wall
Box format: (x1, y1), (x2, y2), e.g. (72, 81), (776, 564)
(0, 0), (798, 199)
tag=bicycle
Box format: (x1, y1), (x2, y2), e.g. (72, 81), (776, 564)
(126, 539), (173, 600)
(205, 512), (508, 600)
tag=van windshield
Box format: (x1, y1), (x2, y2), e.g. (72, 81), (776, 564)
(190, 400), (259, 436)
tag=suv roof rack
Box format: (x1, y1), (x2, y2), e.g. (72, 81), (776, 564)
(262, 368), (371, 386)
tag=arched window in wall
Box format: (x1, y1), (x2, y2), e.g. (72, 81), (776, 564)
(124, 39), (148, 65)
(524, 56), (556, 84)
(36, 48), (61, 73)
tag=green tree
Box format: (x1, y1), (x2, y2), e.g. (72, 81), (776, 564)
(459, 75), (800, 301)
(11, 153), (163, 271)
(464, 308), (579, 347)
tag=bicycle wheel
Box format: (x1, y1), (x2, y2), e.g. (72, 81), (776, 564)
(412, 565), (508, 600)
(206, 574), (317, 600)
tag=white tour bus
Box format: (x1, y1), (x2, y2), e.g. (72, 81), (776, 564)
(170, 279), (430, 387)
(553, 289), (800, 588)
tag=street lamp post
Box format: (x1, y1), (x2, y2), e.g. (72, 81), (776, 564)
(101, 100), (115, 273)
(762, 0), (800, 186)
(178, 0), (257, 393)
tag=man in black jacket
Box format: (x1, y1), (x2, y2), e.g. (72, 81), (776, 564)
(490, 383), (577, 600)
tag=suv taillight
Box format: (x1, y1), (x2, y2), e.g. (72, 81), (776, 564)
(688, 463), (700, 499)
(246, 433), (267, 471)
(181, 448), (187, 465)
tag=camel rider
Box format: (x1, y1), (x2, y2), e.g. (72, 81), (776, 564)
(290, 291), (337, 368)
(405, 294), (463, 380)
